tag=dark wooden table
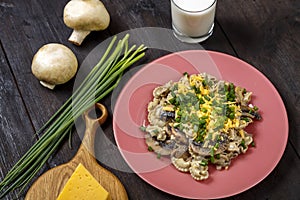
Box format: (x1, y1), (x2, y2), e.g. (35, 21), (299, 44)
(0, 0), (299, 199)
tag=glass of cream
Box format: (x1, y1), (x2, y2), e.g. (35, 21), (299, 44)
(171, 0), (217, 43)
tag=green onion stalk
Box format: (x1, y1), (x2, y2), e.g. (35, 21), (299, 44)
(0, 34), (147, 198)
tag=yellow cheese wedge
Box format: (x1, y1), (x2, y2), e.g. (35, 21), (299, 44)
(56, 163), (111, 200)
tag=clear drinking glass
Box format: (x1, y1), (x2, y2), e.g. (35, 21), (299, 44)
(171, 0), (217, 43)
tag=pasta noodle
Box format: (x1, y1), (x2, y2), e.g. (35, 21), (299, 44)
(141, 73), (261, 180)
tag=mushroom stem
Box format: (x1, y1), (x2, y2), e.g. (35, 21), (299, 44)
(40, 81), (56, 90)
(68, 30), (91, 46)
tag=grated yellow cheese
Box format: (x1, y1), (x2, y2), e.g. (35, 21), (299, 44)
(239, 129), (245, 138)
(200, 86), (209, 95)
(163, 105), (174, 111)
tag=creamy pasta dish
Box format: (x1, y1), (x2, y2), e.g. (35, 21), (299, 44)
(141, 73), (261, 181)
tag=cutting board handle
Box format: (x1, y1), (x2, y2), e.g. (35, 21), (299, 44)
(70, 103), (108, 165)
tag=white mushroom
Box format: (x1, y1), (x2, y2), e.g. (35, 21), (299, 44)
(31, 43), (78, 90)
(63, 0), (110, 45)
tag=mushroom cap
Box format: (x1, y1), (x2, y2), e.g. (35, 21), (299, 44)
(63, 0), (110, 31)
(31, 43), (78, 86)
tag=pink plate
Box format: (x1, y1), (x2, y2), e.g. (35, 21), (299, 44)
(113, 50), (288, 199)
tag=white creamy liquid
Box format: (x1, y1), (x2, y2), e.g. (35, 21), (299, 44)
(171, 0), (216, 37)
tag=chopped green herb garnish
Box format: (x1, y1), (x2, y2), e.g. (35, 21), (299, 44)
(152, 129), (159, 134)
(140, 126), (146, 132)
(199, 119), (206, 125)
(210, 148), (215, 163)
(214, 142), (219, 149)
(210, 156), (215, 163)
(201, 107), (208, 113)
(200, 160), (208, 166)
(201, 116), (209, 120)
(169, 97), (176, 105)
(177, 110), (182, 116)
(241, 139), (246, 149)
(229, 112), (235, 120)
(175, 117), (181, 122)
(241, 117), (250, 122)
(148, 146), (154, 151)
(192, 85), (201, 94)
(204, 95), (210, 101)
(199, 97), (205, 104)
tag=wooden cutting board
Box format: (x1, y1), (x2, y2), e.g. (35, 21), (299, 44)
(25, 103), (128, 200)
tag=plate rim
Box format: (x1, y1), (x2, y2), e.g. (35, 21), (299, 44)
(112, 50), (289, 199)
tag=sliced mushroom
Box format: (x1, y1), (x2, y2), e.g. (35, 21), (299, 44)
(241, 105), (262, 120)
(171, 127), (188, 144)
(189, 133), (229, 156)
(145, 134), (174, 156)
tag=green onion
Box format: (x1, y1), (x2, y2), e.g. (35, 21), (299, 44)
(214, 142), (219, 149)
(0, 34), (146, 198)
(241, 139), (247, 149)
(140, 126), (147, 132)
(199, 97), (205, 104)
(204, 95), (210, 101)
(200, 160), (208, 166)
(168, 97), (176, 104)
(147, 146), (154, 152)
(201, 107), (208, 113)
(192, 85), (201, 94)
(229, 112), (235, 120)
(157, 153), (161, 159)
(199, 119), (206, 125)
(210, 148), (215, 163)
(241, 117), (250, 122)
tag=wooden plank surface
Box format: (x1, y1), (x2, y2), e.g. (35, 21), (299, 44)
(0, 42), (46, 200)
(216, 0), (300, 199)
(217, 0), (300, 153)
(0, 0), (299, 199)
